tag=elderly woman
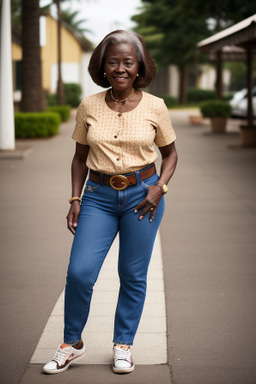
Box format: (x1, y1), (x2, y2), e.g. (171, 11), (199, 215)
(43, 30), (177, 375)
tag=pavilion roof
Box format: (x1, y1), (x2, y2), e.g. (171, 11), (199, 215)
(197, 14), (256, 53)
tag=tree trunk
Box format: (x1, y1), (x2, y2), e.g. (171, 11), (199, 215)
(56, 0), (64, 105)
(179, 64), (189, 105)
(20, 0), (46, 112)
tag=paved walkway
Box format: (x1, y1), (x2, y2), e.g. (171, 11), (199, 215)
(1, 108), (256, 384)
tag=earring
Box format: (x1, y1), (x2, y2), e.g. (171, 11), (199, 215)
(136, 73), (139, 77)
(103, 72), (106, 77)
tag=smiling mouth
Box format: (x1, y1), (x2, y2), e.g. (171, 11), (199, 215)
(113, 77), (128, 80)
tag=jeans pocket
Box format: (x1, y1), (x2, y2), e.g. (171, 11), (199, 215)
(141, 173), (159, 191)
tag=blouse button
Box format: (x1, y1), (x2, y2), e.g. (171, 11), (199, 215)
(118, 113), (122, 117)
(114, 135), (117, 139)
(116, 158), (120, 161)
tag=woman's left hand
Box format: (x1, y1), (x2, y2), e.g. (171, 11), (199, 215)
(134, 185), (163, 222)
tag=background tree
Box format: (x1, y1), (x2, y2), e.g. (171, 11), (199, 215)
(62, 9), (90, 35)
(191, 0), (256, 32)
(54, 1), (91, 105)
(55, 0), (65, 105)
(51, 0), (91, 105)
(132, 0), (256, 104)
(12, 0), (91, 108)
(20, 0), (46, 111)
(11, 0), (21, 27)
(133, 0), (209, 103)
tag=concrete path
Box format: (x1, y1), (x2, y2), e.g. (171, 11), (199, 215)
(1, 108), (256, 384)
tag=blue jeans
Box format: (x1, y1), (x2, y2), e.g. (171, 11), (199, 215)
(64, 169), (165, 346)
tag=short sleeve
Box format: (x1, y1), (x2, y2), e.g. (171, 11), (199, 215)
(154, 99), (176, 147)
(71, 100), (89, 145)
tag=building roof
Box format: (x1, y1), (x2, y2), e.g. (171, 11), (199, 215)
(197, 14), (256, 53)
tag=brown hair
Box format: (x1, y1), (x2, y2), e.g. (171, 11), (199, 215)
(88, 30), (156, 89)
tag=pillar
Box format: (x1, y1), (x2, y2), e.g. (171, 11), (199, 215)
(0, 0), (15, 150)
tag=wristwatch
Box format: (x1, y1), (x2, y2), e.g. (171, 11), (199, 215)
(155, 182), (168, 195)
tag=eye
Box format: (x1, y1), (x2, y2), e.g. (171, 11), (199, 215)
(108, 60), (117, 66)
(125, 62), (133, 67)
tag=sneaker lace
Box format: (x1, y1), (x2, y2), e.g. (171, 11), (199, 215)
(114, 348), (130, 362)
(53, 346), (72, 365)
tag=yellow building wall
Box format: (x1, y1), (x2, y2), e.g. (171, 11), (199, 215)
(12, 42), (22, 61)
(62, 24), (82, 62)
(41, 15), (83, 92)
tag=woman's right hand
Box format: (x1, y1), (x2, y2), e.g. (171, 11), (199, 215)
(66, 201), (81, 235)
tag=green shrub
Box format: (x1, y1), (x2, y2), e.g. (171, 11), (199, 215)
(200, 100), (232, 118)
(46, 92), (57, 106)
(161, 95), (178, 108)
(48, 105), (71, 122)
(15, 112), (60, 138)
(223, 92), (235, 102)
(46, 83), (82, 108)
(187, 87), (217, 102)
(64, 83), (82, 107)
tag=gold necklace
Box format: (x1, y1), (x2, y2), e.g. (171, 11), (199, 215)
(110, 88), (134, 104)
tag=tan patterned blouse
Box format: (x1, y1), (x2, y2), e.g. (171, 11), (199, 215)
(72, 90), (176, 175)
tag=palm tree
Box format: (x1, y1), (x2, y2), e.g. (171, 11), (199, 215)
(61, 9), (89, 35)
(14, 0), (90, 108)
(55, 1), (91, 105)
(56, 0), (65, 105)
(20, 0), (46, 111)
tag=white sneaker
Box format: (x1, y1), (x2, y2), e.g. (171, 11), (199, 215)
(113, 345), (135, 373)
(43, 342), (86, 374)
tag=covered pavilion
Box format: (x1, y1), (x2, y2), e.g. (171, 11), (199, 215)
(196, 14), (256, 144)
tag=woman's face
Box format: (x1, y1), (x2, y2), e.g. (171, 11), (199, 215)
(104, 43), (139, 92)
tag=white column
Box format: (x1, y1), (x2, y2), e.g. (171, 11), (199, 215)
(0, 0), (15, 150)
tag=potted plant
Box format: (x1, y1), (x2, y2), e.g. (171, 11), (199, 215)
(200, 100), (231, 133)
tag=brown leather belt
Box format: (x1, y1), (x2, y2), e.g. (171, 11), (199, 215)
(89, 164), (156, 191)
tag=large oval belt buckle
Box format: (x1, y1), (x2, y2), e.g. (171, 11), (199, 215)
(109, 175), (129, 190)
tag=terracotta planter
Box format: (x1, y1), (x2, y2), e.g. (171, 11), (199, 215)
(189, 115), (203, 125)
(240, 126), (256, 147)
(210, 117), (227, 133)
